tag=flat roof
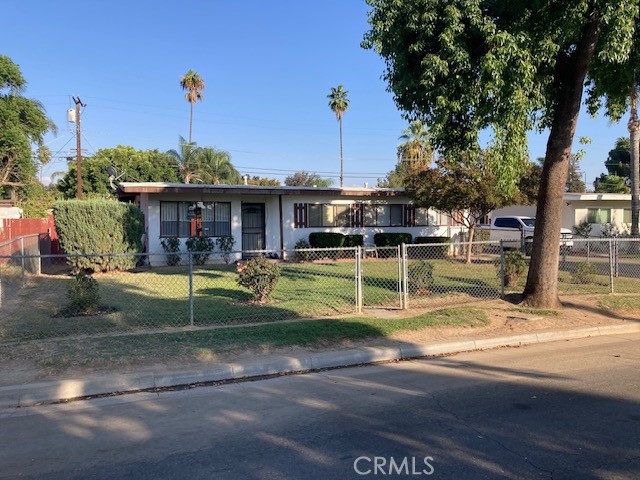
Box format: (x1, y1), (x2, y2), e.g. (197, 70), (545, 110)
(117, 182), (405, 197)
(564, 192), (631, 201)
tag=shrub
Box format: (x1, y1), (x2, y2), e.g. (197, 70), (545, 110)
(186, 236), (215, 265)
(64, 271), (101, 316)
(343, 234), (364, 247)
(408, 260), (434, 293)
(373, 233), (413, 247)
(500, 251), (527, 287)
(308, 232), (345, 248)
(573, 220), (592, 238)
(215, 235), (236, 264)
(571, 262), (598, 284)
(294, 238), (311, 262)
(414, 236), (450, 259)
(236, 256), (281, 303)
(160, 237), (181, 266)
(54, 199), (144, 273)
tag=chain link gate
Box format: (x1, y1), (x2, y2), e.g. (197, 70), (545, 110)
(358, 245), (403, 310)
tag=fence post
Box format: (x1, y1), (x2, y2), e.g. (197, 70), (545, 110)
(355, 246), (362, 313)
(401, 243), (408, 310)
(609, 239), (614, 294)
(499, 240), (505, 298)
(20, 237), (25, 288)
(188, 252), (194, 326)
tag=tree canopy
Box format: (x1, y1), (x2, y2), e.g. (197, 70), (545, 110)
(364, 0), (640, 308)
(180, 70), (205, 143)
(604, 137), (631, 178)
(57, 146), (180, 199)
(284, 171), (333, 187)
(0, 55), (56, 197)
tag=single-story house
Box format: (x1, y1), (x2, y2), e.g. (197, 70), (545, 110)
(117, 182), (466, 264)
(490, 192), (634, 236)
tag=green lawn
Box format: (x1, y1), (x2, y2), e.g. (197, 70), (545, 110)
(2, 307), (490, 372)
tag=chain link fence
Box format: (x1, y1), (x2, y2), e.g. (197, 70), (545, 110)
(3, 237), (640, 342)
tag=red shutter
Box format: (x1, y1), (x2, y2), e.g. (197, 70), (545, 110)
(351, 204), (364, 227)
(294, 203), (308, 228)
(404, 205), (416, 227)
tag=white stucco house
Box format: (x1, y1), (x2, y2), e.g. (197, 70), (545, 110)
(116, 182), (466, 263)
(490, 192), (634, 236)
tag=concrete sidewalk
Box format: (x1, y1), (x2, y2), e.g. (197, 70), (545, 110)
(2, 322), (639, 409)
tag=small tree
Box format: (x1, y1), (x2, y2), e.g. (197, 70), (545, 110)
(236, 257), (281, 304)
(215, 235), (235, 264)
(185, 236), (214, 265)
(405, 154), (520, 263)
(161, 237), (182, 266)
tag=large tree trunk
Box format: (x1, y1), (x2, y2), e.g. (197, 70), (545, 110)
(522, 15), (601, 308)
(629, 85), (639, 237)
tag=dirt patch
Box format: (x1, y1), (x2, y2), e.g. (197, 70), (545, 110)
(1, 294), (637, 386)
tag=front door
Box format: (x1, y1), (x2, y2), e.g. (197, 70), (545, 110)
(241, 203), (265, 256)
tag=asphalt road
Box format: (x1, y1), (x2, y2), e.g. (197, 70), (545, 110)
(1, 333), (639, 479)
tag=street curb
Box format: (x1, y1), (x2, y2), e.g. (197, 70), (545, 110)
(2, 322), (639, 408)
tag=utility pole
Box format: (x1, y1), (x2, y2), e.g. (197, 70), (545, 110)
(72, 96), (86, 199)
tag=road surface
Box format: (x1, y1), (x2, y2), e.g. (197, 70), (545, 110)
(1, 333), (639, 479)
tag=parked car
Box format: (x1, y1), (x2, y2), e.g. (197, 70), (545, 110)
(484, 216), (573, 254)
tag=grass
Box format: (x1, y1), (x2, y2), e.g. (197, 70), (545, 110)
(598, 295), (640, 312)
(0, 258), (501, 341)
(0, 307), (490, 372)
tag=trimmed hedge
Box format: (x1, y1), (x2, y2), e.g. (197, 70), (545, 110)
(415, 236), (450, 244)
(373, 233), (413, 247)
(54, 199), (144, 272)
(414, 236), (450, 259)
(309, 232), (345, 248)
(343, 234), (364, 247)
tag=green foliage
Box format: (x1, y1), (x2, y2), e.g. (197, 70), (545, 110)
(54, 199), (144, 272)
(308, 232), (345, 248)
(246, 175), (281, 186)
(604, 138), (631, 178)
(0, 55), (56, 197)
(571, 262), (598, 284)
(236, 256), (281, 303)
(160, 237), (182, 266)
(165, 137), (241, 185)
(63, 271), (101, 316)
(408, 260), (434, 293)
(343, 234), (364, 247)
(594, 173), (630, 193)
(185, 236), (214, 265)
(500, 251), (527, 288)
(284, 171), (333, 187)
(294, 238), (311, 261)
(373, 232), (412, 247)
(405, 156), (519, 233)
(57, 145), (180, 199)
(574, 220), (593, 238)
(16, 181), (57, 218)
(215, 235), (236, 264)
(415, 236), (450, 259)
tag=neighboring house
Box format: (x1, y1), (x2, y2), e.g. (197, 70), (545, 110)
(490, 193), (633, 236)
(117, 182), (466, 263)
(0, 199), (22, 221)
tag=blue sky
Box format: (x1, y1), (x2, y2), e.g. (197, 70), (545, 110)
(4, 0), (630, 189)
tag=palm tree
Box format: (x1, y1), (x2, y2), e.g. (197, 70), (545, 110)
(197, 147), (242, 184)
(179, 70), (205, 143)
(397, 120), (433, 165)
(167, 136), (202, 183)
(327, 85), (349, 187)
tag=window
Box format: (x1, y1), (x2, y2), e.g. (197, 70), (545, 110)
(586, 208), (611, 224)
(299, 203), (410, 228)
(624, 209), (632, 224)
(494, 217), (522, 229)
(415, 208), (430, 226)
(160, 201), (231, 237)
(307, 204), (353, 227)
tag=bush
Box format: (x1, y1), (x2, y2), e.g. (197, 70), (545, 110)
(408, 260), (434, 293)
(236, 256), (281, 303)
(414, 236), (450, 259)
(294, 238), (311, 262)
(54, 199), (144, 273)
(343, 234), (364, 247)
(64, 271), (101, 316)
(373, 233), (413, 247)
(160, 237), (181, 266)
(185, 236), (215, 265)
(500, 251), (527, 287)
(215, 235), (236, 264)
(571, 262), (598, 284)
(308, 232), (345, 248)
